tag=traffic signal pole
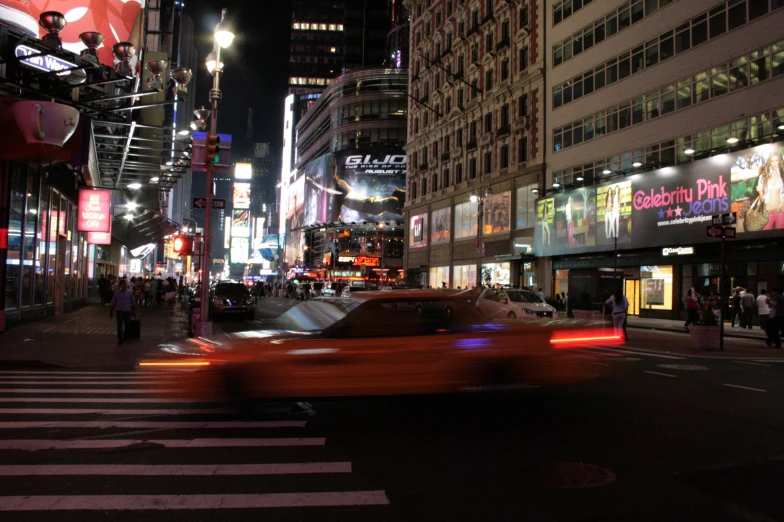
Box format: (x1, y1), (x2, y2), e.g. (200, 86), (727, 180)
(199, 36), (223, 338)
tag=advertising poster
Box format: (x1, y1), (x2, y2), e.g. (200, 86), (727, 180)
(410, 213), (428, 248)
(230, 237), (249, 264)
(482, 191), (511, 235)
(536, 198), (554, 247)
(596, 180), (632, 247)
(303, 154), (330, 226)
(431, 207), (451, 244)
(535, 141), (784, 256)
(645, 278), (665, 305)
(284, 176), (305, 266)
(233, 182), (251, 209)
(231, 209), (250, 237)
(554, 187), (596, 250)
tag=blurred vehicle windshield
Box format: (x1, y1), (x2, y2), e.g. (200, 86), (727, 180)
(506, 290), (542, 303)
(214, 283), (249, 298)
(278, 298), (367, 331)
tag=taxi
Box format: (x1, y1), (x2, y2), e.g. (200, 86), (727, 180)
(140, 290), (622, 401)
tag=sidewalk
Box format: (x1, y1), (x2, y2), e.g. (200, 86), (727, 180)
(0, 300), (190, 369)
(627, 316), (767, 340)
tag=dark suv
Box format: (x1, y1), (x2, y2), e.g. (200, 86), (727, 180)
(209, 283), (256, 320)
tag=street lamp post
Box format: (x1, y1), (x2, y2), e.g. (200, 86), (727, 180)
(471, 186), (493, 289)
(199, 8), (234, 337)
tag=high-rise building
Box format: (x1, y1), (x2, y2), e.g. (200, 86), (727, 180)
(542, 0), (784, 318)
(387, 0), (411, 69)
(289, 0), (347, 94)
(403, 0), (544, 290)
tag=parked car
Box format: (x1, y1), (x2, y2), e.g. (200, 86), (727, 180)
(477, 288), (559, 320)
(142, 290), (619, 402)
(320, 282), (339, 297)
(209, 282), (256, 320)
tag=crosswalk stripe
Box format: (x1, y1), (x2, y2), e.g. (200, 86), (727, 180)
(0, 438), (326, 450)
(0, 491), (391, 510)
(0, 389), (186, 394)
(0, 408), (231, 415)
(0, 463), (351, 475)
(592, 347), (686, 359)
(0, 420), (306, 429)
(0, 380), (180, 385)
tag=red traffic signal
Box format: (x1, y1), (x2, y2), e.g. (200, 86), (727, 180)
(205, 133), (221, 167)
(172, 236), (194, 255)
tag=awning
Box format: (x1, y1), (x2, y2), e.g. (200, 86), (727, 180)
(112, 209), (181, 250)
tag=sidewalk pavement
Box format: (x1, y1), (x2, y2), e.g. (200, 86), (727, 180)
(0, 299), (190, 369)
(627, 316), (767, 340)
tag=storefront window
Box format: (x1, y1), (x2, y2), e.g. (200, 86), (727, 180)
(641, 265), (673, 310)
(454, 201), (479, 239)
(20, 170), (39, 307)
(4, 165), (25, 310)
(453, 264), (477, 289)
(483, 191), (511, 235)
(35, 179), (49, 306)
(554, 269), (569, 297)
(431, 208), (451, 244)
(428, 266), (450, 288)
(482, 262), (511, 286)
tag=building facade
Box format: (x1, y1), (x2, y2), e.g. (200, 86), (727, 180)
(403, 0), (545, 289)
(543, 0), (784, 318)
(280, 67), (409, 287)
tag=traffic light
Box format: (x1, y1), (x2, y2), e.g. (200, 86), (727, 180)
(205, 133), (220, 167)
(172, 236), (194, 255)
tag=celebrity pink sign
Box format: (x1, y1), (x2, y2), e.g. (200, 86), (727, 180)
(78, 189), (112, 233)
(633, 176), (730, 222)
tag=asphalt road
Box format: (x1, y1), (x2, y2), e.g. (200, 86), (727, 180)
(1, 300), (783, 520)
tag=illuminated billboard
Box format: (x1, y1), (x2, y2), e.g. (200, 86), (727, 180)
(233, 182), (251, 209)
(230, 238), (249, 264)
(234, 163), (252, 180)
(535, 140), (784, 256)
(231, 209), (250, 237)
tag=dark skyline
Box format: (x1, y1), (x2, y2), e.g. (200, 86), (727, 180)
(185, 0), (293, 155)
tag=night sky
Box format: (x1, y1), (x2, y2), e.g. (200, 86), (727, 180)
(185, 0), (293, 155)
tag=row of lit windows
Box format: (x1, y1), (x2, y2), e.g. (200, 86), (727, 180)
(552, 107), (784, 187)
(289, 77), (333, 86)
(553, 0), (784, 110)
(553, 39), (784, 152)
(292, 22), (343, 31)
(553, 0), (680, 68)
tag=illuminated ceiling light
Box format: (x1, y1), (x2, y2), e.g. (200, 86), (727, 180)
(684, 148), (695, 155)
(602, 169), (612, 175)
(165, 161), (173, 166)
(531, 188), (539, 193)
(125, 214), (135, 221)
(552, 182), (561, 188)
(576, 176), (584, 181)
(632, 161), (642, 167)
(150, 177), (159, 183)
(125, 202), (138, 210)
(778, 124), (784, 130)
(726, 137), (739, 144)
(469, 189), (478, 203)
(127, 183), (142, 190)
(177, 129), (191, 136)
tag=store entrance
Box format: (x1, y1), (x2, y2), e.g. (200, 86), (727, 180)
(625, 279), (640, 316)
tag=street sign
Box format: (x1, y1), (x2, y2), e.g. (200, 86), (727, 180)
(192, 197), (225, 210)
(712, 212), (737, 226)
(706, 225), (735, 238)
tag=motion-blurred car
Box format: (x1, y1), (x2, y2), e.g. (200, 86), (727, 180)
(320, 282), (338, 297)
(141, 290), (621, 402)
(209, 282), (256, 320)
(341, 285), (372, 297)
(477, 288), (559, 320)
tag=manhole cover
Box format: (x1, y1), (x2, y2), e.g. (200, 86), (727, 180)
(537, 462), (616, 489)
(657, 364), (710, 371)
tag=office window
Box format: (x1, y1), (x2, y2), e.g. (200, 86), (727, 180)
(519, 93), (528, 117)
(501, 58), (510, 80)
(519, 137), (528, 162)
(469, 157), (477, 179)
(485, 69), (493, 91)
(432, 173), (439, 192)
(456, 163), (463, 184)
(486, 33), (494, 53)
(443, 168), (451, 187)
(484, 151), (492, 174)
(500, 144), (509, 169)
(457, 128), (464, 146)
(484, 112), (493, 133)
(519, 46), (529, 71)
(519, 4), (529, 28)
(421, 176), (428, 196)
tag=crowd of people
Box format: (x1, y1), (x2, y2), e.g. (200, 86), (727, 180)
(97, 274), (184, 310)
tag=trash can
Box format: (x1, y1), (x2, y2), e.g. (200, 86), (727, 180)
(188, 298), (201, 338)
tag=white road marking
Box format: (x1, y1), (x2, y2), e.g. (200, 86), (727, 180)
(643, 371), (677, 378)
(722, 384), (767, 393)
(598, 347), (686, 360)
(0, 462), (351, 476)
(751, 359), (784, 363)
(0, 398), (201, 403)
(0, 491), (391, 510)
(0, 408), (231, 415)
(732, 361), (770, 367)
(0, 375), (170, 380)
(0, 389), (186, 394)
(0, 438), (326, 450)
(0, 420), (306, 429)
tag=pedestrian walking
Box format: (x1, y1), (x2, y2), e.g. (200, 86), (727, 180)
(537, 288), (545, 302)
(767, 287), (784, 349)
(98, 275), (107, 304)
(110, 279), (135, 345)
(684, 288), (701, 332)
(741, 289), (755, 330)
(731, 289), (743, 327)
(605, 288), (629, 340)
(757, 289), (771, 337)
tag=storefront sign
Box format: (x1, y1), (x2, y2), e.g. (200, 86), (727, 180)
(662, 246), (694, 256)
(535, 140), (784, 256)
(412, 216), (424, 241)
(77, 189), (111, 232)
(87, 214), (112, 245)
(337, 255), (380, 267)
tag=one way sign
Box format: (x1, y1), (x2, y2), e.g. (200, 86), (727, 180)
(706, 225), (736, 239)
(192, 197), (226, 210)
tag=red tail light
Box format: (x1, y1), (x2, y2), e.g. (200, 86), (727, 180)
(550, 330), (624, 348)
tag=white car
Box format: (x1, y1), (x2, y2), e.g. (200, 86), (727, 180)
(477, 288), (559, 320)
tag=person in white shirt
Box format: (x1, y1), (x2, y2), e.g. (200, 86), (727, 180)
(605, 288), (629, 340)
(757, 289), (771, 334)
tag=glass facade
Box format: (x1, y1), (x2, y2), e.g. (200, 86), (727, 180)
(3, 164), (89, 314)
(428, 266), (450, 288)
(453, 264), (477, 290)
(641, 265), (674, 311)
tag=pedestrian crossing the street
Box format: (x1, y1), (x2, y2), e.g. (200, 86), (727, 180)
(0, 369), (392, 519)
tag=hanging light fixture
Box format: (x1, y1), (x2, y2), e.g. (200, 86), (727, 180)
(39, 11), (67, 50)
(145, 59), (168, 91)
(79, 32), (104, 63)
(112, 42), (136, 77)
